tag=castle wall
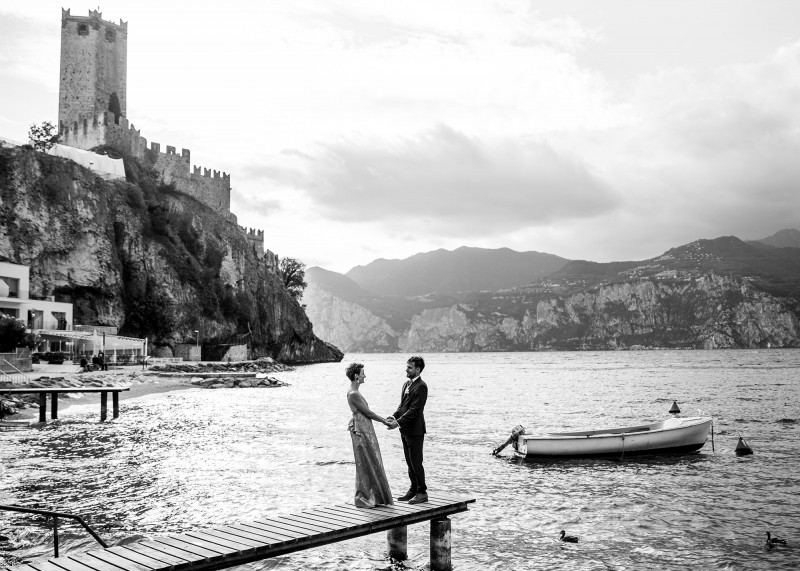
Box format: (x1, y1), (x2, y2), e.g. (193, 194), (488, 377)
(154, 151), (231, 212)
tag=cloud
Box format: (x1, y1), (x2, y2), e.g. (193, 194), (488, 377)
(230, 189), (283, 217)
(258, 125), (617, 237)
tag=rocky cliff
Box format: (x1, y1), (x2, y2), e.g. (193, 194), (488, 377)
(0, 146), (342, 363)
(305, 254), (800, 352)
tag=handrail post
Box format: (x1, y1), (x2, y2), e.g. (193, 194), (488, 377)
(53, 516), (59, 557)
(0, 505), (108, 556)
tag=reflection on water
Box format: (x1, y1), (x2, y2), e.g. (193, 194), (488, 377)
(2, 349), (799, 570)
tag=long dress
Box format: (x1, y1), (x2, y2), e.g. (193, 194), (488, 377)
(348, 393), (394, 508)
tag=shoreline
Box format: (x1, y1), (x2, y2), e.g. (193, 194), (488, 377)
(2, 359), (292, 422)
(6, 370), (198, 421)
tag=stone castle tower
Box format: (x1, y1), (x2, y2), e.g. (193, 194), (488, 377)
(59, 9), (127, 137)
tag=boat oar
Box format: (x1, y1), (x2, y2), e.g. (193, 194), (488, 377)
(492, 425), (526, 456)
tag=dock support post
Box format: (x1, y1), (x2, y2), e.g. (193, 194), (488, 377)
(39, 393), (46, 423)
(50, 391), (58, 420)
(387, 525), (407, 561)
(430, 517), (451, 571)
(100, 392), (107, 422)
(112, 392), (119, 419)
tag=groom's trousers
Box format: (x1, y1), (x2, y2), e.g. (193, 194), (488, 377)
(401, 434), (426, 494)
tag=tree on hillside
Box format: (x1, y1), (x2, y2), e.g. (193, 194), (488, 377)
(279, 258), (308, 300)
(0, 315), (38, 352)
(28, 121), (61, 152)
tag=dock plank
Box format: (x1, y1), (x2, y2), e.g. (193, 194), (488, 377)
(65, 552), (130, 571)
(84, 548), (156, 571)
(40, 556), (98, 571)
(150, 536), (225, 559)
(238, 521), (309, 540)
(213, 524), (290, 546)
(136, 540), (208, 564)
(184, 530), (254, 553)
(194, 529), (266, 550)
(254, 517), (328, 535)
(102, 547), (172, 571)
(110, 545), (190, 568)
(27, 561), (83, 571)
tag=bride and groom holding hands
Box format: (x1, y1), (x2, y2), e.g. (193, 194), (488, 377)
(346, 356), (428, 508)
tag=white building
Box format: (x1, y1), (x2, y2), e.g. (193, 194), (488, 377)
(0, 261), (147, 361)
(0, 261), (72, 330)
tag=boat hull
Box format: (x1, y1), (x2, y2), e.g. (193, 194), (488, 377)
(514, 416), (712, 458)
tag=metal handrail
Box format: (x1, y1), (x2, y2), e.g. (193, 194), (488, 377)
(0, 504), (108, 557)
(1, 358), (30, 384)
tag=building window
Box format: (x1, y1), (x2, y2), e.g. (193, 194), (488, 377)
(78, 23), (89, 36)
(28, 309), (43, 330)
(105, 29), (116, 42)
(0, 277), (19, 298)
(52, 312), (67, 331)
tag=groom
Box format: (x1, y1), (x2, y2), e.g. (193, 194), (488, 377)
(387, 356), (428, 504)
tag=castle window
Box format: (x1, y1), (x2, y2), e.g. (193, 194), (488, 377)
(77, 23), (89, 36)
(105, 29), (116, 42)
(83, 119), (88, 135)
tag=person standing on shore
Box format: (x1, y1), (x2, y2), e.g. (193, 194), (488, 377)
(387, 356), (428, 504)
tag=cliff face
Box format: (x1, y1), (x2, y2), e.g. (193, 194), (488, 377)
(0, 146), (342, 363)
(305, 272), (800, 352)
(302, 283), (400, 352)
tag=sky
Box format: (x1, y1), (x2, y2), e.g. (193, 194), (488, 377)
(2, 1), (800, 273)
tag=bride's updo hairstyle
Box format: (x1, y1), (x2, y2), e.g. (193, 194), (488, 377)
(346, 362), (364, 381)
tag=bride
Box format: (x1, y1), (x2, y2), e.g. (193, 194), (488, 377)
(346, 362), (394, 508)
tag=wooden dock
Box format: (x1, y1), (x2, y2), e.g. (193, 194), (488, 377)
(0, 387), (130, 423)
(7, 493), (475, 571)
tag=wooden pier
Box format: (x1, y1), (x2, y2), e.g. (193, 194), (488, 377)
(7, 493), (475, 571)
(0, 387), (130, 423)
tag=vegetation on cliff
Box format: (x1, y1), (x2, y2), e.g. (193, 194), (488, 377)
(0, 145), (342, 363)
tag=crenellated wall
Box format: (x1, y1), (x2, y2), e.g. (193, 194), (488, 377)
(60, 111), (230, 212)
(240, 226), (264, 253)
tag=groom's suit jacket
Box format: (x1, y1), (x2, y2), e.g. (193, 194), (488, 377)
(392, 377), (427, 436)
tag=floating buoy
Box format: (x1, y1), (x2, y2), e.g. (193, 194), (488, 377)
(735, 436), (753, 456)
(669, 401), (680, 414)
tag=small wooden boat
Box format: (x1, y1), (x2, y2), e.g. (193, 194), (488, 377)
(513, 416), (713, 458)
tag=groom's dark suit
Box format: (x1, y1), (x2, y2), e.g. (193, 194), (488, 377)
(393, 377), (427, 494)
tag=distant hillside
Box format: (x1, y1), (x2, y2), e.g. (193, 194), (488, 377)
(346, 246), (568, 297)
(304, 232), (800, 353)
(540, 235), (800, 299)
(754, 228), (800, 249)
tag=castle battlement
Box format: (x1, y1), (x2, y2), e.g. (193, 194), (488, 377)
(62, 8), (128, 31)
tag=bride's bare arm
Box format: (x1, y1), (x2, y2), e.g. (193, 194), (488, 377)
(348, 392), (388, 425)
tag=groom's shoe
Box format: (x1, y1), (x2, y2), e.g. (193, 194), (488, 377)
(396, 490), (416, 502)
(407, 492), (428, 505)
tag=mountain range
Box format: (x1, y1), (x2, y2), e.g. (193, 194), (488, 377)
(303, 229), (800, 353)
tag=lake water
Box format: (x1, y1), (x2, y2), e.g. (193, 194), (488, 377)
(1, 350), (798, 570)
